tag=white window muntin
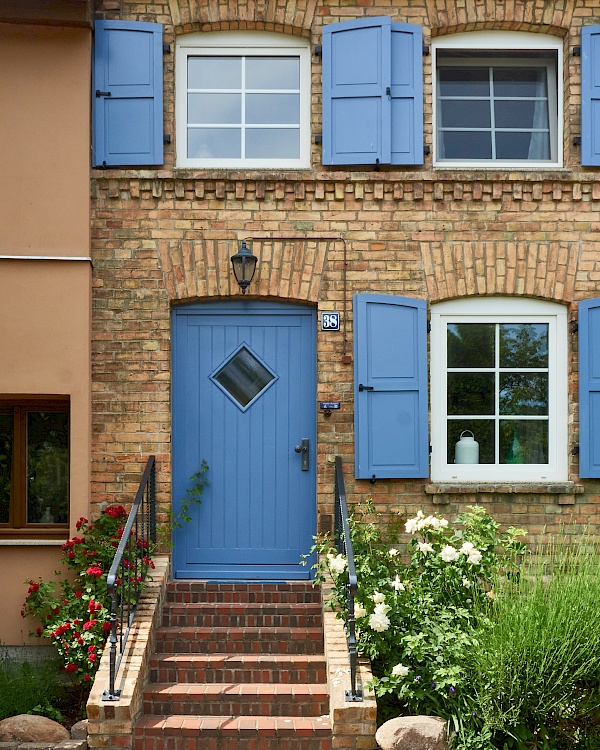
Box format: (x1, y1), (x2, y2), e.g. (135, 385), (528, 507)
(432, 31), (563, 169)
(176, 32), (311, 169)
(430, 298), (568, 483)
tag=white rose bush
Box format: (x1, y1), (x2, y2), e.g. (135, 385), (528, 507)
(311, 503), (527, 749)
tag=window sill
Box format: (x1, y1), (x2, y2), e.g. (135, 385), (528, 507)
(425, 482), (584, 505)
(0, 539), (66, 546)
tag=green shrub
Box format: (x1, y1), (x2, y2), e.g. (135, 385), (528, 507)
(0, 657), (63, 721)
(469, 537), (600, 749)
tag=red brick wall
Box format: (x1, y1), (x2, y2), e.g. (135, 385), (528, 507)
(91, 0), (600, 545)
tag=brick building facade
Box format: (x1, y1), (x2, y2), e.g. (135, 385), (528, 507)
(90, 0), (600, 580)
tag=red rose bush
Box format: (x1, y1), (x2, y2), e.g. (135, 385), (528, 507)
(22, 505), (154, 685)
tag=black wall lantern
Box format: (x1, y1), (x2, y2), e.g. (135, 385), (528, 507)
(230, 239), (258, 294)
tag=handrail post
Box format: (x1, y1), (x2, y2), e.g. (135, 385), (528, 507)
(334, 456), (363, 702)
(102, 585), (121, 700)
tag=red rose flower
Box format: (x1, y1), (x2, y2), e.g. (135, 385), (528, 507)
(86, 565), (103, 578)
(88, 653), (97, 663)
(102, 622), (112, 631)
(65, 663), (78, 673)
(36, 627), (42, 636)
(83, 674), (91, 682)
(83, 620), (97, 630)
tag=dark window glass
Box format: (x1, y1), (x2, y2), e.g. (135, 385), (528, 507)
(447, 324), (495, 368)
(447, 420), (495, 464)
(27, 412), (69, 525)
(0, 412), (13, 524)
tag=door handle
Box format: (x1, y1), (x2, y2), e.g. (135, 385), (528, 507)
(294, 438), (309, 471)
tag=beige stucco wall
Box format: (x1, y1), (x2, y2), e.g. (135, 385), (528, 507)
(0, 23), (90, 256)
(0, 260), (92, 645)
(0, 22), (91, 646)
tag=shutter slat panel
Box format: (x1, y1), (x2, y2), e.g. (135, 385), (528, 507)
(93, 21), (164, 167)
(354, 294), (428, 479)
(579, 298), (600, 476)
(390, 23), (423, 165)
(581, 26), (600, 166)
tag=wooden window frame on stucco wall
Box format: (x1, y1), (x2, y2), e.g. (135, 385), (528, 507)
(0, 395), (70, 539)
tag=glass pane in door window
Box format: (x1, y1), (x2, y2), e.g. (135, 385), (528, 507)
(0, 412), (13, 523)
(27, 412), (69, 524)
(447, 323), (495, 367)
(499, 324), (548, 367)
(499, 420), (548, 464)
(447, 372), (495, 415)
(499, 372), (548, 415)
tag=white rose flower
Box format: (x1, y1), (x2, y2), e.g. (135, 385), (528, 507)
(462, 577), (471, 588)
(460, 542), (476, 555)
(328, 554), (347, 574)
(418, 541), (434, 554)
(427, 516), (441, 530)
(405, 511), (424, 534)
(368, 612), (390, 632)
(467, 549), (483, 565)
(374, 602), (391, 615)
(371, 591), (386, 604)
(440, 545), (460, 563)
(354, 603), (367, 618)
(389, 548), (399, 557)
(391, 663), (410, 677)
(439, 518), (449, 528)
(391, 575), (405, 591)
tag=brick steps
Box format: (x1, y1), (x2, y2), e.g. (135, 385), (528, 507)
(149, 653), (327, 683)
(143, 682), (329, 716)
(134, 582), (331, 750)
(135, 714), (331, 750)
(162, 602), (323, 627)
(155, 625), (324, 653)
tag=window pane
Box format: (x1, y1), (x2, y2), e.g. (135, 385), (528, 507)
(500, 420), (548, 464)
(214, 347), (275, 408)
(439, 99), (490, 128)
(499, 324), (548, 367)
(499, 373), (549, 415)
(0, 412), (13, 524)
(440, 130), (492, 159)
(494, 99), (548, 130)
(188, 57), (241, 89)
(493, 67), (547, 98)
(27, 412), (69, 524)
(438, 67), (489, 97)
(246, 94), (299, 124)
(187, 93), (241, 125)
(246, 128), (299, 158)
(448, 372), (495, 415)
(246, 57), (299, 89)
(447, 324), (495, 367)
(447, 420), (494, 464)
(495, 131), (550, 160)
(188, 128), (241, 158)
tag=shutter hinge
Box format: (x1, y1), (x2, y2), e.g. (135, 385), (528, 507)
(164, 134), (171, 144)
(573, 46), (581, 56)
(427, 321), (432, 333)
(423, 44), (430, 56)
(163, 43), (171, 54)
(95, 90), (111, 97)
(369, 475), (377, 484)
(375, 158), (380, 172)
(573, 136), (582, 146)
(429, 444), (432, 454)
(314, 44), (322, 57)
(571, 321), (579, 333)
(424, 145), (431, 155)
(573, 444), (580, 456)
(314, 134), (323, 145)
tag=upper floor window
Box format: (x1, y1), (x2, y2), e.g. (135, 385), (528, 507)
(430, 298), (568, 483)
(433, 32), (563, 168)
(176, 32), (311, 169)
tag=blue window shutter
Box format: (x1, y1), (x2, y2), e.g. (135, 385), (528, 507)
(581, 26), (600, 166)
(354, 294), (428, 479)
(390, 23), (423, 165)
(322, 17), (392, 165)
(93, 21), (163, 167)
(579, 298), (600, 476)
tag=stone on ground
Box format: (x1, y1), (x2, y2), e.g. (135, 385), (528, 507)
(0, 715), (69, 743)
(376, 715), (448, 750)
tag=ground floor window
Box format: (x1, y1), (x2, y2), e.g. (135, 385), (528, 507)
(430, 298), (568, 482)
(0, 397), (69, 536)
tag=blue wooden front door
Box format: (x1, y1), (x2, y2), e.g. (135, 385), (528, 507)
(172, 301), (317, 579)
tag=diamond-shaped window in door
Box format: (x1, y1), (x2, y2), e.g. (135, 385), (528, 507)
(210, 343), (278, 412)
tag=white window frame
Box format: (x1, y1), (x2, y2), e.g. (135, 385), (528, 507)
(432, 31), (563, 169)
(430, 297), (568, 483)
(176, 31), (311, 169)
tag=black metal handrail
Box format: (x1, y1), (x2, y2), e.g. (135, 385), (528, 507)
(102, 456), (156, 701)
(334, 456), (363, 702)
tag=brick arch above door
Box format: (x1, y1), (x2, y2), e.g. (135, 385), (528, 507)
(420, 240), (579, 304)
(157, 238), (331, 304)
